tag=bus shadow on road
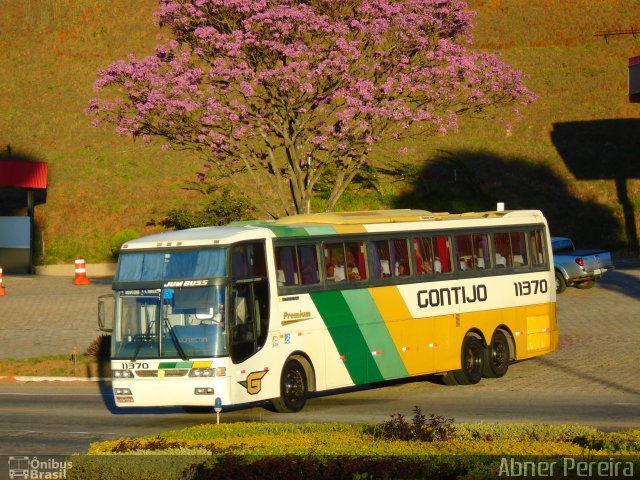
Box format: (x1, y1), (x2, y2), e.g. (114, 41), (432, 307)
(598, 265), (640, 300)
(95, 372), (445, 416)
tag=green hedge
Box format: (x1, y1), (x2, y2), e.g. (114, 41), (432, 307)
(67, 453), (640, 480)
(70, 422), (640, 479)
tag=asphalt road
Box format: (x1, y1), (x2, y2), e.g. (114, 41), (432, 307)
(0, 260), (639, 458)
(0, 373), (638, 457)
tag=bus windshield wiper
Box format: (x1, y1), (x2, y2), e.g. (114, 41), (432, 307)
(164, 316), (188, 361)
(131, 301), (154, 362)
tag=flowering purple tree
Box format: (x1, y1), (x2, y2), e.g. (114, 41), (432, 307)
(88, 0), (535, 217)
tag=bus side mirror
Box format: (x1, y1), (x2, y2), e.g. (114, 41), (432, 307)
(98, 294), (115, 332)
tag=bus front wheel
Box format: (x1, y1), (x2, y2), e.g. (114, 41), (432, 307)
(272, 359), (308, 413)
(453, 335), (484, 385)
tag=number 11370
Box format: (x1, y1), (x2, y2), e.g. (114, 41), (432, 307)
(514, 279), (548, 296)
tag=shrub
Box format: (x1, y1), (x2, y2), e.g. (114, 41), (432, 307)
(453, 423), (597, 443)
(376, 406), (455, 442)
(573, 429), (640, 453)
(196, 454), (474, 480)
(110, 229), (139, 258)
(68, 453), (204, 480)
(156, 187), (255, 230)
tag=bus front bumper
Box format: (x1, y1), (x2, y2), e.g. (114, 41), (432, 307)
(112, 377), (231, 408)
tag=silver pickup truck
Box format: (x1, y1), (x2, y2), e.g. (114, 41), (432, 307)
(551, 237), (614, 293)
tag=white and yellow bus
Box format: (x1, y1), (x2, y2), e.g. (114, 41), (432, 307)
(99, 208), (558, 413)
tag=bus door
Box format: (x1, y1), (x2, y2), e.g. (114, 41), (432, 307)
(229, 242), (269, 364)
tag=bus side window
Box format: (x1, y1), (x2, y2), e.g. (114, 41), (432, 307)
(434, 236), (452, 272)
(371, 239), (410, 277)
(494, 232), (511, 267)
(494, 231), (529, 269)
(324, 243), (346, 282)
(510, 232), (528, 267)
(456, 233), (490, 271)
(298, 244), (320, 284)
(414, 237), (434, 275)
(414, 236), (452, 275)
(372, 240), (391, 277)
(323, 242), (366, 282)
(345, 242), (367, 281)
(455, 235), (475, 271)
(275, 244), (320, 287)
(276, 246), (299, 286)
(472, 234), (491, 270)
(391, 239), (410, 276)
(530, 230), (545, 265)
(232, 242), (267, 278)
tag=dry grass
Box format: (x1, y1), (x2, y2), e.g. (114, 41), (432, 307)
(1, 0), (638, 262)
(0, 355), (110, 378)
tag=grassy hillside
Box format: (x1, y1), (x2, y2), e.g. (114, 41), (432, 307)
(1, 0), (639, 264)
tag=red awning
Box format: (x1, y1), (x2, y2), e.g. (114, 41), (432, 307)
(0, 160), (48, 189)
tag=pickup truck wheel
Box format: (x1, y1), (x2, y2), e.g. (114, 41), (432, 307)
(555, 271), (567, 294)
(483, 331), (510, 378)
(575, 280), (595, 289)
(452, 335), (484, 385)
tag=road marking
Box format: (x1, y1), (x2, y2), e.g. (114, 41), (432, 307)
(0, 429), (120, 436)
(613, 402), (640, 406)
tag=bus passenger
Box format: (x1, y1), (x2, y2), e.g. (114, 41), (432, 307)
(346, 251), (361, 280)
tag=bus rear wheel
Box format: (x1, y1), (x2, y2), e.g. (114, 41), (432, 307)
(441, 371), (459, 385)
(483, 330), (510, 378)
(452, 335), (484, 385)
(272, 359), (308, 413)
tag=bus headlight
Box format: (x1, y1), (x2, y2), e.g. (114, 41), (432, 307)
(112, 370), (134, 378)
(189, 367), (226, 377)
(194, 387), (215, 395)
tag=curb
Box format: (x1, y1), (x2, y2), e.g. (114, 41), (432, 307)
(12, 376), (110, 383)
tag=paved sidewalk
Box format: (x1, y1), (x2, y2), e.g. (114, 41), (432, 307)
(0, 274), (113, 359)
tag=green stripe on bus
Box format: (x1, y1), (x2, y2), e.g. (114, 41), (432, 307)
(310, 290), (383, 384)
(159, 361), (193, 369)
(265, 225), (337, 237)
(342, 289), (409, 380)
(265, 226), (311, 237)
(158, 362), (178, 369)
(303, 226), (337, 236)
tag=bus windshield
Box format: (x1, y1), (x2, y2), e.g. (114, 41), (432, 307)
(112, 285), (228, 360)
(116, 249), (226, 281)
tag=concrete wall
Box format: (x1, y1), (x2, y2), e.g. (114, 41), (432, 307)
(0, 216), (30, 274)
(34, 263), (116, 277)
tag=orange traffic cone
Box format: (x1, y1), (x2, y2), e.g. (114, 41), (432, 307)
(72, 257), (90, 285)
(0, 267), (5, 296)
